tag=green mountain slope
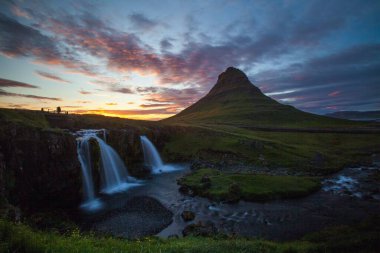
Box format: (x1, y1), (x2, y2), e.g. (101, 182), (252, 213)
(163, 67), (366, 128)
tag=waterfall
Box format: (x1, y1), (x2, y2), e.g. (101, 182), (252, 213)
(140, 135), (179, 174)
(76, 129), (139, 211)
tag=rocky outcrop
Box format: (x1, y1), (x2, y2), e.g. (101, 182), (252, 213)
(0, 121), (81, 213)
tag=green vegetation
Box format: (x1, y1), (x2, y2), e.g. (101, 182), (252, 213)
(161, 67), (380, 173)
(163, 125), (380, 174)
(178, 168), (320, 201)
(1, 217), (379, 253)
(304, 215), (380, 253)
(0, 108), (50, 128)
(0, 219), (312, 253)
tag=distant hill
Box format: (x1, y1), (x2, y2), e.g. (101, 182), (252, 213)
(326, 111), (380, 122)
(163, 67), (364, 129)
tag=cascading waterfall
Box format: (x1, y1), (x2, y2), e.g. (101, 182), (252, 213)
(140, 135), (179, 174)
(76, 129), (139, 211)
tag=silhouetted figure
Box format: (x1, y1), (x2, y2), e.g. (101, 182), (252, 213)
(41, 108), (44, 112)
(57, 107), (61, 114)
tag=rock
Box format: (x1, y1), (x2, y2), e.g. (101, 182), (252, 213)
(201, 175), (211, 183)
(181, 210), (195, 221)
(0, 122), (81, 213)
(178, 185), (194, 196)
(183, 221), (217, 237)
(311, 152), (325, 168)
(200, 175), (211, 188)
(90, 196), (173, 239)
(226, 182), (242, 203)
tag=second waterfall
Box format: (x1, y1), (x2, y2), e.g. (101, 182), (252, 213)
(140, 135), (179, 174)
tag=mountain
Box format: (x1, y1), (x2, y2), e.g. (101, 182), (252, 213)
(326, 111), (380, 122)
(163, 67), (359, 128)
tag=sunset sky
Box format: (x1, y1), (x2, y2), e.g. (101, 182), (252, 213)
(0, 0), (379, 120)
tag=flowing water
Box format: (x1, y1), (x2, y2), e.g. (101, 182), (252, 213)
(76, 129), (140, 211)
(77, 130), (380, 239)
(140, 135), (180, 174)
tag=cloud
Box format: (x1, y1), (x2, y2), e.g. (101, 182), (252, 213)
(35, 71), (70, 83)
(0, 13), (97, 77)
(328, 91), (340, 97)
(140, 103), (173, 108)
(254, 43), (380, 112)
(0, 89), (61, 101)
(79, 89), (92, 95)
(160, 38), (174, 51)
(10, 5), (31, 19)
(74, 108), (174, 116)
(105, 103), (117, 106)
(110, 87), (134, 94)
(144, 87), (201, 111)
(128, 13), (158, 31)
(1, 1), (380, 115)
(0, 78), (39, 88)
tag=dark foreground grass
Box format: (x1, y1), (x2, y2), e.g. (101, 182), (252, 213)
(0, 219), (313, 253)
(178, 168), (321, 202)
(1, 217), (380, 253)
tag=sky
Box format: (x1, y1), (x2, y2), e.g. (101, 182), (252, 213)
(0, 0), (379, 120)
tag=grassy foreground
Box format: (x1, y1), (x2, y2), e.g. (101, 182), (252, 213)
(1, 217), (380, 253)
(178, 168), (320, 201)
(0, 219), (312, 253)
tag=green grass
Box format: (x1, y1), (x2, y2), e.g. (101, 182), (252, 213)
(0, 108), (50, 128)
(0, 219), (314, 253)
(163, 125), (380, 174)
(178, 168), (321, 202)
(1, 217), (379, 253)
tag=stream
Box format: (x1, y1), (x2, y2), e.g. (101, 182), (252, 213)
(82, 163), (380, 241)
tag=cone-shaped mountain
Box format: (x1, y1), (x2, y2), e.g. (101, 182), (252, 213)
(163, 67), (356, 128)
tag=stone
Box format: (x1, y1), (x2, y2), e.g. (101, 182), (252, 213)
(181, 210), (195, 222)
(182, 221), (217, 237)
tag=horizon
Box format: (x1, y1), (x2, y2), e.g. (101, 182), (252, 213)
(1, 0), (380, 120)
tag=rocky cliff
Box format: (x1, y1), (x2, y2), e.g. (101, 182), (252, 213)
(0, 121), (81, 214)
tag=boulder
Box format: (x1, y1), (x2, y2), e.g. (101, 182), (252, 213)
(181, 210), (195, 222)
(183, 221), (217, 237)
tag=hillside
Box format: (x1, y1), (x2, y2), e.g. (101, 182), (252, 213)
(163, 67), (371, 129)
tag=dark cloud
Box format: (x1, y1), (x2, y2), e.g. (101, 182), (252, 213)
(0, 13), (59, 61)
(255, 44), (380, 113)
(160, 38), (174, 51)
(0, 13), (98, 76)
(35, 71), (70, 83)
(0, 78), (39, 88)
(0, 88), (61, 101)
(79, 89), (92, 95)
(144, 87), (201, 109)
(128, 13), (157, 31)
(110, 87), (134, 94)
(136, 87), (158, 94)
(140, 103), (173, 108)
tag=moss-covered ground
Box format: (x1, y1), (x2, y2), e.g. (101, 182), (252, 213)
(178, 168), (321, 201)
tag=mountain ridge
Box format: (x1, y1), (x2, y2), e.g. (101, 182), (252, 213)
(163, 67), (370, 129)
